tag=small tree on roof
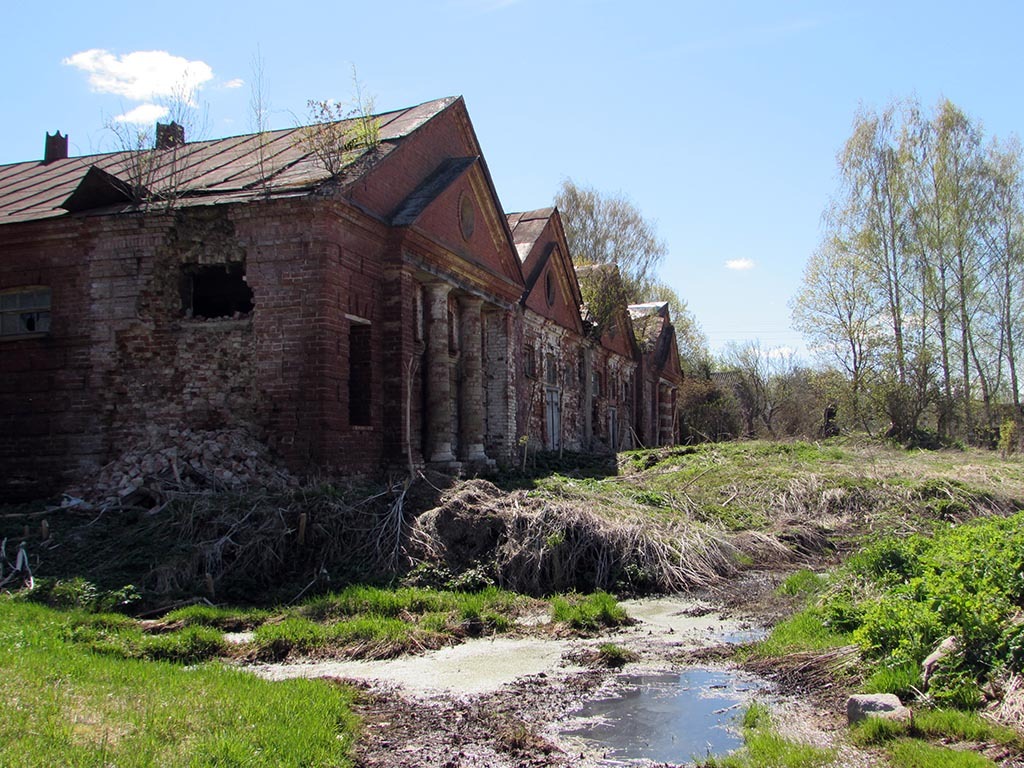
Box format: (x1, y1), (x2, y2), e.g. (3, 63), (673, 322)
(298, 71), (381, 178)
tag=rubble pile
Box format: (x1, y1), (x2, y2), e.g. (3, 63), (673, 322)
(67, 426), (296, 507)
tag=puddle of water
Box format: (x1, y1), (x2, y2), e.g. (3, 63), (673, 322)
(558, 669), (760, 765)
(252, 635), (579, 696)
(715, 625), (768, 645)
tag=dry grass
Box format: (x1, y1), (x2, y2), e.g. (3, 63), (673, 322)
(410, 479), (740, 594)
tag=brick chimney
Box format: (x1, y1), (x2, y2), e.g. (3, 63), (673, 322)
(44, 131), (68, 163)
(155, 121), (185, 149)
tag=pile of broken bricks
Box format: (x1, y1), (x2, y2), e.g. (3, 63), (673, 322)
(63, 426), (296, 509)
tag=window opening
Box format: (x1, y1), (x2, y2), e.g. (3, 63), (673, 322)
(545, 271), (556, 306)
(524, 343), (537, 379)
(545, 352), (558, 386)
(0, 287), (51, 336)
(181, 263), (254, 319)
(349, 323), (372, 426)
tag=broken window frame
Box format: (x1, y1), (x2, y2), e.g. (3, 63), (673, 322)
(179, 262), (254, 320)
(0, 286), (51, 338)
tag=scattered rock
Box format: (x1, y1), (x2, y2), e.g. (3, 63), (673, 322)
(846, 693), (911, 725)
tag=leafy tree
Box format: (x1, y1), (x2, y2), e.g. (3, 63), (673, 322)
(555, 179), (667, 293)
(556, 179), (669, 335)
(796, 98), (1024, 444)
(792, 237), (882, 431)
(643, 280), (710, 371)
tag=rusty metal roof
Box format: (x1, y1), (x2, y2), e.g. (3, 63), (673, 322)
(0, 97), (457, 225)
(505, 207), (554, 262)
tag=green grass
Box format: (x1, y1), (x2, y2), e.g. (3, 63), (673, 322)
(887, 739), (997, 768)
(595, 642), (638, 667)
(861, 660), (921, 700)
(750, 608), (851, 656)
(550, 591), (632, 631)
(776, 569), (826, 598)
(852, 707), (1021, 751)
(162, 603), (272, 629)
(0, 598), (357, 768)
(699, 702), (834, 768)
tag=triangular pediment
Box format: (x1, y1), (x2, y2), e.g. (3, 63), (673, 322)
(393, 157), (524, 293)
(512, 209), (585, 335)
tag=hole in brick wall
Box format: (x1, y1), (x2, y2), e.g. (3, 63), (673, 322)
(349, 323), (372, 427)
(181, 263), (254, 319)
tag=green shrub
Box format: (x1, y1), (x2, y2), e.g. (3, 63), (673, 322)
(25, 578), (139, 613)
(595, 642), (638, 668)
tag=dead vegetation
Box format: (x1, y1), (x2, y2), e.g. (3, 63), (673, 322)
(409, 479), (741, 594)
(7, 438), (1024, 610)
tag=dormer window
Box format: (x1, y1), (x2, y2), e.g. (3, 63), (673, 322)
(1, 287), (51, 337)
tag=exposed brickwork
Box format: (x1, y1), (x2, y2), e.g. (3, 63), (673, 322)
(0, 97), (687, 501)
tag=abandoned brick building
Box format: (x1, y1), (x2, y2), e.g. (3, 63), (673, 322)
(0, 97), (684, 500)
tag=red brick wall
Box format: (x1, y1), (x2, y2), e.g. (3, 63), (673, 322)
(0, 195), (400, 500)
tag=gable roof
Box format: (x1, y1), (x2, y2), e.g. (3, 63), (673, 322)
(629, 301), (682, 378)
(0, 97), (458, 225)
(629, 302), (670, 351)
(507, 207), (585, 335)
(506, 207), (553, 262)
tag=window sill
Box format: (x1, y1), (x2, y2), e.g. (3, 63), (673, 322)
(0, 332), (50, 342)
(179, 316), (253, 332)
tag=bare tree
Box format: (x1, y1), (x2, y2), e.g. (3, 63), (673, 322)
(297, 68), (381, 178)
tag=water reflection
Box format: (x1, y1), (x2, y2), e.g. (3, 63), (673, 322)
(559, 669), (762, 765)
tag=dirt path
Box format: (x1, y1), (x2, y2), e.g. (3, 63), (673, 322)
(245, 573), (884, 767)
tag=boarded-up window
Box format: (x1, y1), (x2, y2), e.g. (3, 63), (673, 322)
(0, 287), (50, 336)
(181, 263), (253, 319)
(349, 323), (372, 427)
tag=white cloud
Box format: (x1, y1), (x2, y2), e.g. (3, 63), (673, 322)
(224, 78), (244, 89)
(767, 346), (796, 359)
(725, 258), (756, 271)
(63, 49), (214, 102)
(115, 103), (170, 125)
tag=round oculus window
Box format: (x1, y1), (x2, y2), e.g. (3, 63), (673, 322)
(459, 194), (476, 240)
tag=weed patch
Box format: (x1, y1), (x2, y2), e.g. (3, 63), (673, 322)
(550, 591), (632, 632)
(699, 701), (834, 768)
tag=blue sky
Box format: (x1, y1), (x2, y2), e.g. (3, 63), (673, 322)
(4, 1), (1023, 359)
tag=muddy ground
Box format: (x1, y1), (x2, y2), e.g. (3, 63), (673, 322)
(251, 571), (887, 768)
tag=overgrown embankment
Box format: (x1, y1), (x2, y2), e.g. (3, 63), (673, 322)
(5, 438), (1024, 608)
